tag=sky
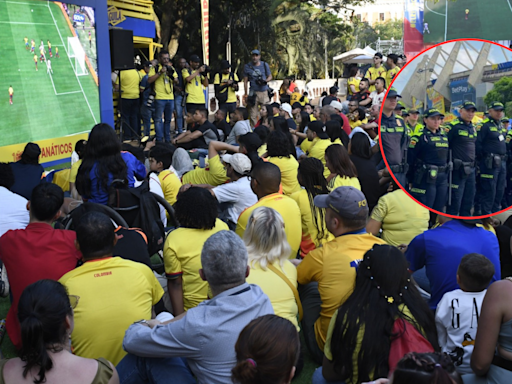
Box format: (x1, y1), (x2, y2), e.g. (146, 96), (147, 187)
(392, 41), (512, 93)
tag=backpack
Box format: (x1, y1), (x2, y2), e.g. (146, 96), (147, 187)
(215, 72), (234, 104)
(108, 180), (165, 256)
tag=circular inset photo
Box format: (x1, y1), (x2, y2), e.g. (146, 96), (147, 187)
(379, 39), (512, 219)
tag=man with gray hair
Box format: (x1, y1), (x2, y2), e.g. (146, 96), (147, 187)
(117, 231), (273, 384)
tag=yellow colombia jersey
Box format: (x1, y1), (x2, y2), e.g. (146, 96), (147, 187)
(182, 155), (229, 186)
(289, 188), (334, 257)
(24, 37), (28, 43)
(182, 68), (206, 104)
(347, 77), (360, 95)
(246, 260), (300, 331)
(48, 41), (51, 49)
(148, 66), (178, 100)
(366, 66), (386, 92)
(8, 87), (13, 96)
(290, 91), (302, 105)
(31, 41), (35, 47)
(157, 169), (182, 206)
(236, 193), (302, 259)
(116, 69), (142, 99)
(214, 72), (239, 103)
(59, 257), (164, 365)
(268, 156), (302, 195)
(69, 159), (82, 183)
(164, 218), (229, 310)
(296, 233), (387, 351)
(307, 137), (333, 178)
(33, 55), (37, 62)
(328, 175), (361, 192)
(386, 66), (400, 89)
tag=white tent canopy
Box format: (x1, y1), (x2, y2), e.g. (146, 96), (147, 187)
(333, 46), (386, 64)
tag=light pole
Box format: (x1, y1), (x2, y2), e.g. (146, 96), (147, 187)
(418, 62), (434, 111)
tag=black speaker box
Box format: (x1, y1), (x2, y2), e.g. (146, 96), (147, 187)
(109, 29), (134, 70)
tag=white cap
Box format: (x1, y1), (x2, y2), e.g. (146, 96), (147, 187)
(330, 100), (343, 111)
(280, 103), (293, 117)
(221, 153), (252, 175)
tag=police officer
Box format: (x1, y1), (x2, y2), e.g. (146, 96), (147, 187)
(407, 108), (449, 211)
(380, 88), (409, 187)
(475, 102), (507, 214)
(405, 108), (424, 137)
(446, 101), (478, 216)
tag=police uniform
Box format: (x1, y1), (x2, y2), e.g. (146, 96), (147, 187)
(475, 102), (507, 214)
(404, 109), (424, 137)
(445, 101), (478, 216)
(502, 118), (512, 207)
(407, 109), (449, 211)
(380, 89), (409, 187)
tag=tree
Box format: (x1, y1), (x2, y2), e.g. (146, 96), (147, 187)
(483, 77), (512, 110)
(373, 19), (403, 41)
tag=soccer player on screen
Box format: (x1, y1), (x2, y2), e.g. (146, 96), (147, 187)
(88, 31), (92, 48)
(423, 22), (430, 34)
(465, 9), (469, 20)
(55, 46), (59, 58)
(8, 86), (13, 105)
(30, 39), (35, 53)
(24, 37), (28, 50)
(48, 40), (52, 58)
(47, 60), (53, 75)
(33, 54), (38, 71)
(39, 48), (45, 62)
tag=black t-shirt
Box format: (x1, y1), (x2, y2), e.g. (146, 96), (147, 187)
(215, 119), (232, 140)
(287, 118), (297, 130)
(10, 161), (45, 200)
(352, 91), (371, 106)
(113, 227), (151, 268)
(322, 95), (338, 107)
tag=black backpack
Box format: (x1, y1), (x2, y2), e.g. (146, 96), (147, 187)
(215, 72), (234, 104)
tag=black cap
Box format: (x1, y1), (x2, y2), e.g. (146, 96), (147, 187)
(461, 101), (477, 110)
(387, 88), (401, 98)
(408, 108), (420, 114)
(502, 117), (510, 123)
(22, 142), (41, 161)
(402, 110), (410, 116)
(374, 52), (383, 59)
(220, 60), (231, 69)
(424, 108), (445, 118)
(143, 61), (152, 67)
(394, 104), (405, 110)
(308, 121), (329, 139)
(489, 101), (505, 111)
(189, 54), (200, 63)
(292, 102), (302, 110)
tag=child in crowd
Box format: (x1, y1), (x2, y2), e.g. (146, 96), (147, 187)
(148, 145), (182, 207)
(435, 253), (495, 374)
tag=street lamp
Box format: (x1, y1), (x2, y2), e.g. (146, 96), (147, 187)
(418, 64), (434, 111)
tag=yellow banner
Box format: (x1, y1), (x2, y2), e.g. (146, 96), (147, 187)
(0, 133), (88, 166)
(426, 88), (445, 113)
(200, 0), (209, 65)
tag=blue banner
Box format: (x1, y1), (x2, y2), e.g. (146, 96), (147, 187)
(73, 13), (85, 23)
(449, 78), (476, 113)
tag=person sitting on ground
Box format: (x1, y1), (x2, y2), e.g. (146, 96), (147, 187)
(172, 107), (220, 150)
(117, 231), (274, 384)
(279, 79), (292, 104)
(214, 108), (231, 141)
(232, 314), (300, 384)
(271, 117), (298, 159)
(59, 211), (163, 366)
(9, 142), (45, 200)
(303, 121), (333, 178)
(348, 132), (381, 211)
(405, 217), (501, 310)
(69, 139), (87, 200)
(348, 106), (368, 130)
(325, 144), (361, 191)
(226, 107), (252, 145)
(367, 179), (429, 247)
(323, 104), (351, 136)
(236, 163), (301, 259)
(0, 183), (81, 351)
(181, 139), (230, 186)
(76, 123), (146, 205)
(267, 131), (301, 195)
(254, 125), (270, 157)
(436, 253), (495, 375)
(255, 104), (273, 128)
(325, 120), (345, 146)
(312, 244), (438, 384)
(369, 76), (387, 108)
(164, 187), (229, 315)
(296, 187), (386, 364)
(0, 163), (29, 238)
(0, 280), (119, 384)
(321, 86), (339, 107)
(244, 207), (299, 331)
(290, 158), (334, 257)
(148, 145), (182, 206)
(391, 352), (463, 384)
(279, 103), (297, 130)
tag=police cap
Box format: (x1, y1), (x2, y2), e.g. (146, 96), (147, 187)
(460, 101), (477, 111)
(387, 88), (401, 98)
(489, 101), (505, 111)
(424, 108), (445, 118)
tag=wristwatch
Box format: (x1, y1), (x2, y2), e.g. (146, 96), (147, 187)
(135, 319), (150, 326)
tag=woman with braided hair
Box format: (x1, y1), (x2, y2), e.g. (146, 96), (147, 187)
(312, 244), (438, 384)
(290, 157), (334, 257)
(391, 352), (462, 384)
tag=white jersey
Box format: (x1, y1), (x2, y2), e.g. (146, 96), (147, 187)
(435, 289), (486, 374)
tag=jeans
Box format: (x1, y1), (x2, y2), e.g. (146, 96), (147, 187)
(116, 353), (196, 384)
(140, 105), (154, 137)
(298, 282), (324, 365)
(197, 148), (209, 168)
(447, 167), (476, 216)
(121, 98), (140, 140)
(154, 99), (175, 142)
(174, 94), (185, 134)
(312, 367), (345, 384)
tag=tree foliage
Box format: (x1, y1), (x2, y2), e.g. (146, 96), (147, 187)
(483, 77), (512, 110)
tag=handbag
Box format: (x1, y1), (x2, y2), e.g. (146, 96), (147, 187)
(267, 264), (303, 321)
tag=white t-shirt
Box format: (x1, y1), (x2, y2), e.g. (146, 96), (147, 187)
(370, 90), (386, 108)
(435, 288), (487, 374)
(146, 174), (168, 227)
(0, 187), (30, 238)
(212, 177), (258, 224)
(227, 120), (252, 145)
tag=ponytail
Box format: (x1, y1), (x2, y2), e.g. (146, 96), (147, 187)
(232, 359), (259, 384)
(20, 315), (54, 384)
(393, 352), (462, 384)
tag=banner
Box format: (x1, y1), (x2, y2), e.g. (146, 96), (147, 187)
(426, 87), (445, 113)
(200, 0), (209, 65)
(0, 133), (88, 168)
(449, 77), (476, 112)
(403, 0), (424, 60)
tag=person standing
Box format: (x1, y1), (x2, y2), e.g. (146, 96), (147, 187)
(243, 49), (272, 127)
(33, 54), (38, 71)
(183, 54), (208, 115)
(476, 102), (507, 215)
(407, 108), (449, 212)
(148, 50), (178, 143)
(385, 54), (400, 90)
(405, 108), (424, 136)
(116, 68), (142, 141)
(173, 57), (188, 135)
(366, 52), (386, 93)
(139, 61), (155, 137)
(214, 60), (239, 115)
(369, 77), (386, 108)
(446, 101), (478, 216)
(8, 85), (13, 105)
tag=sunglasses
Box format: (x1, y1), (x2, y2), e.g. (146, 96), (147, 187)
(69, 295), (80, 309)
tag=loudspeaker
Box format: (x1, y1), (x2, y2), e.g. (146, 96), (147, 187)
(109, 29), (134, 70)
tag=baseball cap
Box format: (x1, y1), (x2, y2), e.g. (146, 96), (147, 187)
(280, 103), (293, 117)
(251, 49), (260, 55)
(489, 101), (505, 111)
(387, 88), (401, 98)
(292, 102), (303, 110)
(143, 61), (152, 68)
(314, 186), (368, 219)
(374, 52), (383, 59)
(402, 110), (410, 117)
(220, 60), (231, 69)
(189, 54), (200, 63)
(394, 104), (405, 110)
(308, 121), (329, 140)
(502, 117), (510, 123)
(330, 100), (343, 111)
(424, 108), (445, 118)
(460, 101), (477, 110)
(408, 108), (419, 114)
(221, 153), (252, 175)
